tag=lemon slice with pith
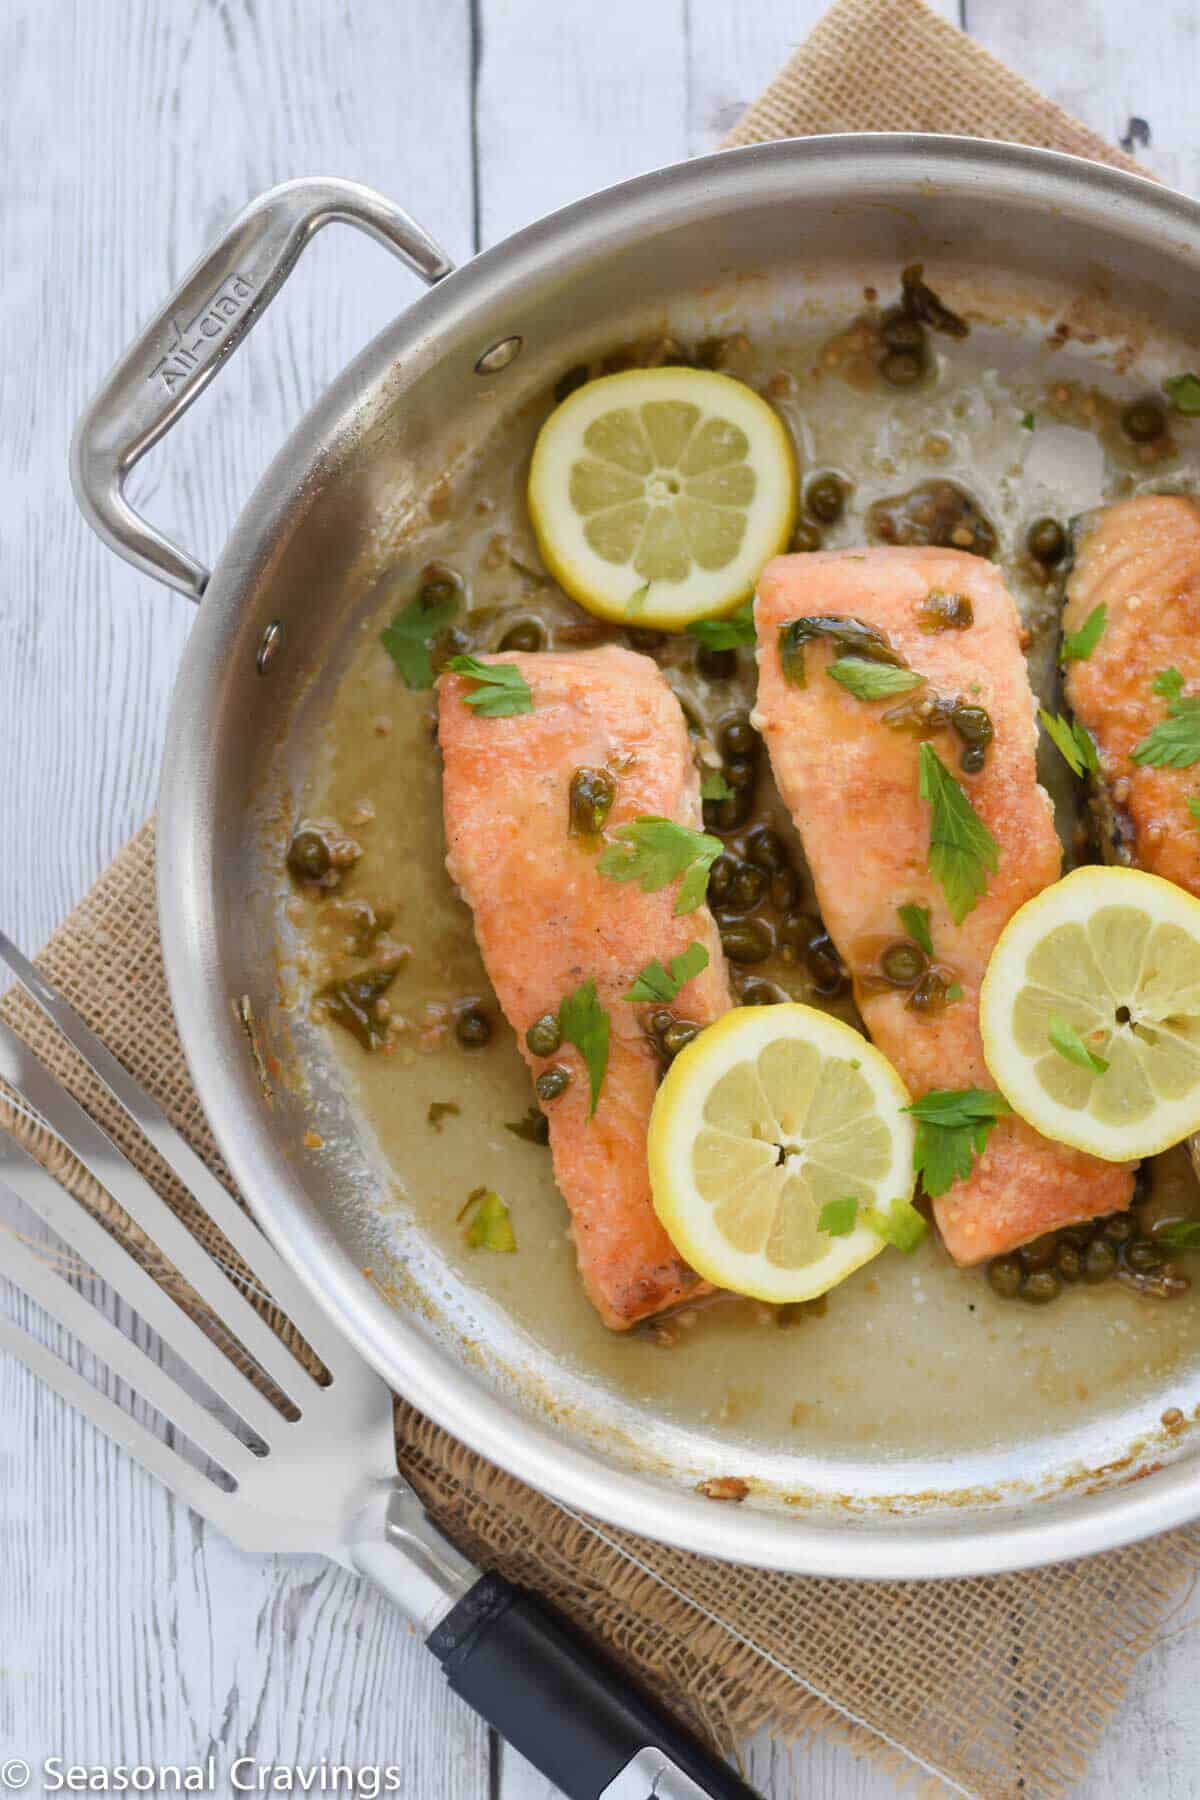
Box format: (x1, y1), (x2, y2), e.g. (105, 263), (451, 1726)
(980, 865), (1200, 1161)
(647, 1005), (917, 1303)
(528, 367), (797, 630)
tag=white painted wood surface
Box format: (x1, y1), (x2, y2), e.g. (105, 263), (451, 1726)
(2, 1), (1199, 1795)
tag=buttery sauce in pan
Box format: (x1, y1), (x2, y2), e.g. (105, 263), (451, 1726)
(282, 299), (1200, 1460)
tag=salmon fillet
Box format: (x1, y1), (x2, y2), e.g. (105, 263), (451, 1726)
(1065, 495), (1200, 893)
(754, 547), (1133, 1263)
(438, 645), (732, 1328)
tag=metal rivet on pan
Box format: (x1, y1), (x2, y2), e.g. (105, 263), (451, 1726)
(257, 620), (284, 674)
(474, 335), (523, 375)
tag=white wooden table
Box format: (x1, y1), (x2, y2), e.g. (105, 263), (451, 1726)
(3, 2), (1200, 1794)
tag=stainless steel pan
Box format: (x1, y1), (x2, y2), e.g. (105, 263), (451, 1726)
(72, 135), (1200, 1578)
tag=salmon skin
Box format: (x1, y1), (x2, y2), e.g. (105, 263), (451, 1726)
(754, 546), (1133, 1263)
(438, 645), (732, 1328)
(1064, 495), (1200, 893)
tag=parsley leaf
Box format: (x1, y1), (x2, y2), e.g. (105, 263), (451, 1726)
(1049, 1014), (1110, 1076)
(1020, 411), (1036, 430)
(864, 1198), (928, 1253)
(380, 589), (459, 688)
(897, 902), (933, 958)
(1158, 1220), (1200, 1249)
(686, 601), (755, 650)
(1061, 602), (1107, 664)
(558, 978), (610, 1117)
(1039, 708), (1099, 777)
(1188, 797), (1200, 831)
(827, 657), (926, 701)
(624, 942), (710, 1004)
(1154, 666), (1186, 701)
(904, 1087), (1012, 1199)
(460, 1188), (517, 1252)
(700, 768), (733, 801)
(1165, 372), (1200, 416)
(945, 981), (964, 1002)
(1132, 675), (1200, 768)
(818, 1196), (858, 1236)
(626, 581), (651, 618)
(918, 744), (999, 925)
(597, 817), (723, 915)
(447, 655), (534, 717)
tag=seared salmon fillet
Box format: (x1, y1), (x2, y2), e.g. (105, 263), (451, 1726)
(1065, 495), (1200, 893)
(754, 547), (1133, 1263)
(438, 645), (732, 1328)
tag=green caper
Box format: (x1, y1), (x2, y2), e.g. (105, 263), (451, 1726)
(554, 364), (589, 404)
(723, 756), (756, 796)
(720, 917), (773, 964)
(569, 766), (616, 837)
(1027, 517), (1067, 565)
(1056, 1241), (1083, 1283)
(1019, 1234), (1058, 1272)
(952, 704), (994, 749)
(662, 1020), (702, 1057)
(745, 827), (788, 873)
(770, 868), (799, 911)
(455, 1005), (492, 1049)
(906, 969), (951, 1012)
(704, 787), (754, 832)
(779, 909), (822, 949)
(720, 716), (759, 760)
(420, 572), (461, 611)
(287, 828), (332, 882)
(880, 308), (926, 353)
(881, 349), (924, 387)
(708, 854), (737, 903)
(881, 941), (927, 986)
(988, 1255), (1022, 1299)
(1122, 396), (1166, 443)
(500, 618), (545, 653)
(536, 1065), (571, 1102)
(1060, 1223), (1095, 1247)
(697, 646), (738, 680)
(627, 626), (667, 653)
(805, 933), (845, 994)
(1125, 1238), (1163, 1272)
(806, 473), (847, 525)
(915, 589), (974, 632)
(1023, 1268), (1061, 1304)
(959, 745), (987, 776)
(1083, 1237), (1117, 1283)
(1103, 1213), (1137, 1245)
(740, 979), (786, 1006)
(790, 518), (824, 554)
(648, 1009), (676, 1039)
(525, 1013), (562, 1058)
(729, 864), (768, 911)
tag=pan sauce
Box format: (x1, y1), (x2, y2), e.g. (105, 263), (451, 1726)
(282, 301), (1200, 1462)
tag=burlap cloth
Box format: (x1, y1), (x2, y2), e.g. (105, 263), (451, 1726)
(5, 3), (1199, 1795)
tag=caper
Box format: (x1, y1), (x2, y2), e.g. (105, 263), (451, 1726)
(455, 1006), (492, 1049)
(1060, 1223), (1095, 1247)
(720, 917), (773, 964)
(779, 909), (822, 949)
(1125, 1238), (1163, 1272)
(554, 363), (589, 404)
(697, 646), (738, 680)
(806, 473), (847, 525)
(648, 1009), (676, 1039)
(708, 854), (737, 903)
(740, 979), (785, 1006)
(287, 828), (332, 881)
(627, 626), (667, 653)
(907, 968), (951, 1012)
(881, 349), (924, 387)
(959, 745), (987, 776)
(805, 934), (846, 994)
(790, 518), (824, 554)
(1019, 1234), (1058, 1272)
(988, 1256), (1022, 1300)
(729, 864), (768, 912)
(1023, 1268), (1061, 1305)
(569, 766), (616, 836)
(880, 308), (926, 353)
(662, 1020), (702, 1057)
(770, 868), (799, 911)
(881, 941), (927, 986)
(745, 827), (788, 873)
(525, 1012), (562, 1058)
(1103, 1213), (1136, 1246)
(720, 716), (759, 760)
(1122, 396), (1166, 443)
(500, 618), (545, 653)
(1056, 1241), (1083, 1283)
(420, 573), (461, 611)
(536, 1065), (571, 1102)
(1027, 517), (1066, 565)
(952, 704), (994, 749)
(1083, 1237), (1117, 1283)
(704, 787), (754, 832)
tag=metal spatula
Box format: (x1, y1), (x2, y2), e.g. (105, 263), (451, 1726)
(0, 932), (758, 1800)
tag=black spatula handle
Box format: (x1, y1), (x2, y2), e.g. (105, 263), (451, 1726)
(428, 1573), (762, 1799)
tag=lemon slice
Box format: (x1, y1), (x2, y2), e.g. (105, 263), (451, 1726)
(980, 866), (1200, 1161)
(527, 367), (797, 630)
(647, 1004), (917, 1303)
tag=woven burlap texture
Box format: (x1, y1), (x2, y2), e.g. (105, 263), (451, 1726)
(4, 5), (1198, 1796)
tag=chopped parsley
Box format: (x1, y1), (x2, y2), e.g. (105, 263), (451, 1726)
(447, 655), (534, 716)
(818, 1196), (858, 1237)
(1048, 1014), (1109, 1076)
(1060, 602), (1107, 664)
(597, 817), (723, 915)
(1154, 666), (1186, 701)
(1164, 373), (1200, 416)
(918, 743), (999, 925)
(1188, 797), (1200, 831)
(625, 942), (710, 1004)
(904, 1087), (1012, 1199)
(558, 978), (610, 1117)
(460, 1188), (517, 1252)
(380, 588), (459, 688)
(1039, 709), (1099, 777)
(897, 902), (933, 958)
(779, 615), (903, 687)
(700, 768), (733, 802)
(1132, 672), (1200, 768)
(626, 581), (651, 618)
(827, 657), (926, 701)
(687, 601), (755, 650)
(1158, 1221), (1200, 1249)
(1020, 411), (1036, 431)
(864, 1198), (928, 1253)
(945, 981), (964, 1003)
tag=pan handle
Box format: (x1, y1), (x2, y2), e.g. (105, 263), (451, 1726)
(70, 177), (453, 602)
